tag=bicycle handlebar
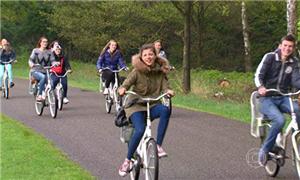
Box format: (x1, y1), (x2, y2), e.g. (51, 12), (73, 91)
(52, 70), (71, 77)
(0, 59), (16, 64)
(265, 88), (300, 96)
(125, 91), (170, 102)
(100, 67), (127, 73)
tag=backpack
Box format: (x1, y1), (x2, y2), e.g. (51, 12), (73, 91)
(51, 57), (64, 75)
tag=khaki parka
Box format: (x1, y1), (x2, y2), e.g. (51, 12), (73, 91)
(120, 54), (171, 118)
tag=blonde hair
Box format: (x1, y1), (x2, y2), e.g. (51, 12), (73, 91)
(100, 39), (121, 57)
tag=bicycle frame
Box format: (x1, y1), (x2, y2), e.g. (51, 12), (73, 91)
(124, 91), (168, 180)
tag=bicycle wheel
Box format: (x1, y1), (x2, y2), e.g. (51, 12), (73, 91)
(116, 94), (123, 113)
(35, 100), (44, 116)
(162, 97), (172, 116)
(105, 95), (112, 113)
(57, 88), (64, 111)
(130, 154), (141, 180)
(294, 132), (300, 178)
(48, 90), (58, 118)
(144, 139), (159, 180)
(260, 125), (280, 177)
(4, 77), (9, 99)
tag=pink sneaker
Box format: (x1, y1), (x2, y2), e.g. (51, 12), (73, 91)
(118, 159), (132, 177)
(157, 145), (168, 158)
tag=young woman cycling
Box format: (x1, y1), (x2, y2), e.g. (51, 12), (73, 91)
(28, 36), (56, 101)
(0, 39), (16, 89)
(50, 43), (72, 104)
(118, 43), (174, 177)
(154, 40), (167, 59)
(96, 39), (128, 95)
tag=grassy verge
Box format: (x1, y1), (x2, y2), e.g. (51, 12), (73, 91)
(13, 55), (253, 123)
(0, 113), (94, 179)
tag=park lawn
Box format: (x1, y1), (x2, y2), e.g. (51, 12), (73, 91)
(0, 113), (95, 179)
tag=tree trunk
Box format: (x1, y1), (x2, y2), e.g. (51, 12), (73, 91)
(241, 1), (252, 72)
(287, 0), (297, 37)
(183, 1), (192, 93)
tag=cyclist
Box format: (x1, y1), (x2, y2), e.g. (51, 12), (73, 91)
(50, 43), (72, 104)
(0, 39), (16, 89)
(96, 39), (128, 95)
(254, 34), (300, 166)
(154, 39), (167, 59)
(28, 36), (56, 101)
(118, 43), (174, 177)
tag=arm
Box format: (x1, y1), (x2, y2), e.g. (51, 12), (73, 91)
(28, 49), (37, 68)
(117, 52), (126, 69)
(118, 70), (137, 96)
(9, 51), (16, 62)
(292, 58), (300, 89)
(96, 53), (104, 70)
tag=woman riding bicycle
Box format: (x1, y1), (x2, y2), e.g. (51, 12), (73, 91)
(96, 39), (128, 95)
(118, 43), (174, 177)
(50, 43), (72, 104)
(154, 39), (167, 59)
(0, 39), (16, 90)
(28, 36), (56, 101)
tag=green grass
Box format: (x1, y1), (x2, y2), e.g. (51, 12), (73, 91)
(0, 113), (95, 179)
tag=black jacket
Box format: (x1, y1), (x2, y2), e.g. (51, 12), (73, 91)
(254, 49), (300, 93)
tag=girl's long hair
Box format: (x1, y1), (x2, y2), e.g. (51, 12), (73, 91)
(100, 39), (121, 57)
(36, 36), (49, 49)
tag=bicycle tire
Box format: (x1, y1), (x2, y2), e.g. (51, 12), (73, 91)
(57, 88), (64, 111)
(4, 77), (9, 99)
(260, 125), (280, 177)
(294, 133), (300, 179)
(48, 90), (58, 118)
(145, 138), (159, 180)
(105, 95), (112, 113)
(35, 100), (44, 116)
(130, 154), (141, 180)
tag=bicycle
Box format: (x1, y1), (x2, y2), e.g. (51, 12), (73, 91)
(52, 70), (71, 110)
(250, 88), (300, 178)
(33, 65), (58, 118)
(99, 67), (126, 113)
(161, 65), (175, 116)
(1, 59), (16, 99)
(121, 91), (170, 180)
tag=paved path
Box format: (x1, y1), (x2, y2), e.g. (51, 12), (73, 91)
(1, 79), (298, 179)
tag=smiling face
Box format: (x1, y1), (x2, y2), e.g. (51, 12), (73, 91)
(141, 48), (156, 67)
(40, 38), (48, 49)
(109, 41), (117, 53)
(279, 40), (295, 60)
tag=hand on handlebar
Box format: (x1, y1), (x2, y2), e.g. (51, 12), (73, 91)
(166, 89), (175, 97)
(258, 86), (267, 96)
(52, 61), (60, 67)
(67, 69), (72, 74)
(118, 87), (126, 96)
(98, 69), (102, 73)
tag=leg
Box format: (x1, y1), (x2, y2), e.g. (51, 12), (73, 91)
(260, 97), (285, 153)
(31, 71), (46, 95)
(279, 97), (300, 129)
(0, 65), (4, 87)
(6, 64), (13, 83)
(150, 104), (171, 146)
(102, 70), (114, 88)
(50, 74), (59, 90)
(61, 76), (68, 97)
(127, 111), (146, 160)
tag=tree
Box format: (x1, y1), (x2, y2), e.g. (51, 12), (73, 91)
(287, 0), (297, 37)
(172, 2), (192, 93)
(241, 1), (252, 72)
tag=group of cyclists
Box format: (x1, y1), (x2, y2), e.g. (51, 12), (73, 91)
(3, 33), (299, 178)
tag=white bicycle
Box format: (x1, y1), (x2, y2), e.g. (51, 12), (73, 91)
(52, 70), (71, 110)
(33, 65), (58, 118)
(99, 67), (126, 113)
(250, 88), (300, 178)
(122, 91), (170, 180)
(1, 59), (16, 99)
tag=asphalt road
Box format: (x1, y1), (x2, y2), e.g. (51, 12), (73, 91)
(1, 78), (298, 180)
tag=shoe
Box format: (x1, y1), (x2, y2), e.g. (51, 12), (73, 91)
(41, 92), (46, 100)
(157, 145), (168, 158)
(36, 95), (43, 101)
(10, 82), (14, 88)
(118, 159), (132, 177)
(103, 88), (109, 95)
(63, 97), (69, 104)
(258, 149), (267, 166)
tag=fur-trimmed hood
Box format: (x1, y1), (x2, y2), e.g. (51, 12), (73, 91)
(131, 54), (170, 74)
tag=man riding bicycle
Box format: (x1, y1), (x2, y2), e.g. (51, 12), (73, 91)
(254, 34), (300, 166)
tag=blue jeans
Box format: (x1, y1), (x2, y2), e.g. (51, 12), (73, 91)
(31, 71), (47, 95)
(127, 104), (171, 160)
(50, 74), (68, 97)
(0, 64), (13, 86)
(259, 96), (300, 153)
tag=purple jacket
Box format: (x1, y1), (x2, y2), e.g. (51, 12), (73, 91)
(96, 49), (126, 70)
